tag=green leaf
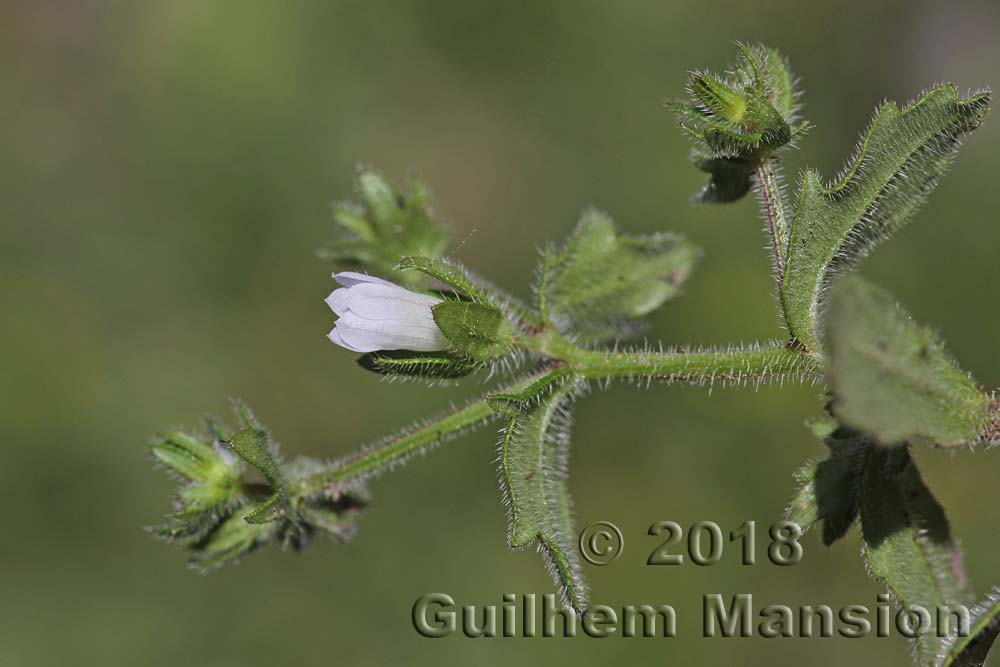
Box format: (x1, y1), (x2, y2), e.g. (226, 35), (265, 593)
(826, 277), (990, 447)
(498, 380), (587, 612)
(357, 350), (480, 379)
(859, 446), (969, 664)
(540, 210), (698, 342)
(780, 86), (990, 352)
(940, 589), (1000, 667)
(320, 168), (449, 288)
(432, 300), (515, 362)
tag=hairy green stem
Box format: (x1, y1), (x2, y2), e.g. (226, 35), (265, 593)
(755, 158), (789, 283)
(299, 399), (496, 493)
(300, 342), (820, 494)
(568, 342), (819, 382)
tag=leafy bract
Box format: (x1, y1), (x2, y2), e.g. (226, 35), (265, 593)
(939, 589), (1000, 667)
(540, 210), (698, 342)
(786, 414), (864, 545)
(859, 446), (969, 664)
(825, 277), (990, 447)
(498, 379), (586, 611)
(788, 420), (981, 664)
(781, 87), (990, 352)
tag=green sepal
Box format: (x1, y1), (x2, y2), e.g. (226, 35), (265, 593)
(357, 350), (480, 378)
(739, 43), (798, 119)
(320, 168), (449, 288)
(151, 432), (225, 483)
(781, 86), (990, 351)
(226, 404), (293, 523)
(826, 277), (990, 447)
(432, 300), (515, 363)
(242, 492), (285, 524)
(149, 503), (231, 543)
(398, 255), (539, 325)
(297, 490), (368, 543)
(397, 256), (489, 300)
(149, 429), (243, 537)
(176, 480), (240, 517)
(691, 155), (754, 204)
(692, 75), (747, 123)
(226, 436), (290, 524)
(540, 210), (698, 342)
(399, 255), (542, 330)
(188, 506), (282, 572)
(228, 428), (287, 493)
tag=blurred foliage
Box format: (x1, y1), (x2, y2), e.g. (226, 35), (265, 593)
(2, 1), (999, 666)
(320, 168), (450, 288)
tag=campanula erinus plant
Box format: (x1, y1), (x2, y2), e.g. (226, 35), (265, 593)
(148, 44), (998, 666)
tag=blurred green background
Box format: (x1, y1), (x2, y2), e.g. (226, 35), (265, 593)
(3, 1), (999, 665)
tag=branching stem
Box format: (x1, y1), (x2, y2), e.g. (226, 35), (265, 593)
(298, 371), (547, 494)
(300, 340), (820, 494)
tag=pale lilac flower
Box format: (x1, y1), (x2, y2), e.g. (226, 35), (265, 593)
(325, 272), (449, 353)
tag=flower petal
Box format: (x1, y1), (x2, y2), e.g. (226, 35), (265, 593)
(327, 327), (364, 352)
(334, 283), (441, 321)
(325, 288), (352, 316)
(333, 271), (397, 288)
(334, 311), (449, 352)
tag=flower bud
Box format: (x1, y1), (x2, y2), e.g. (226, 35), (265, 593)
(326, 272), (449, 353)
